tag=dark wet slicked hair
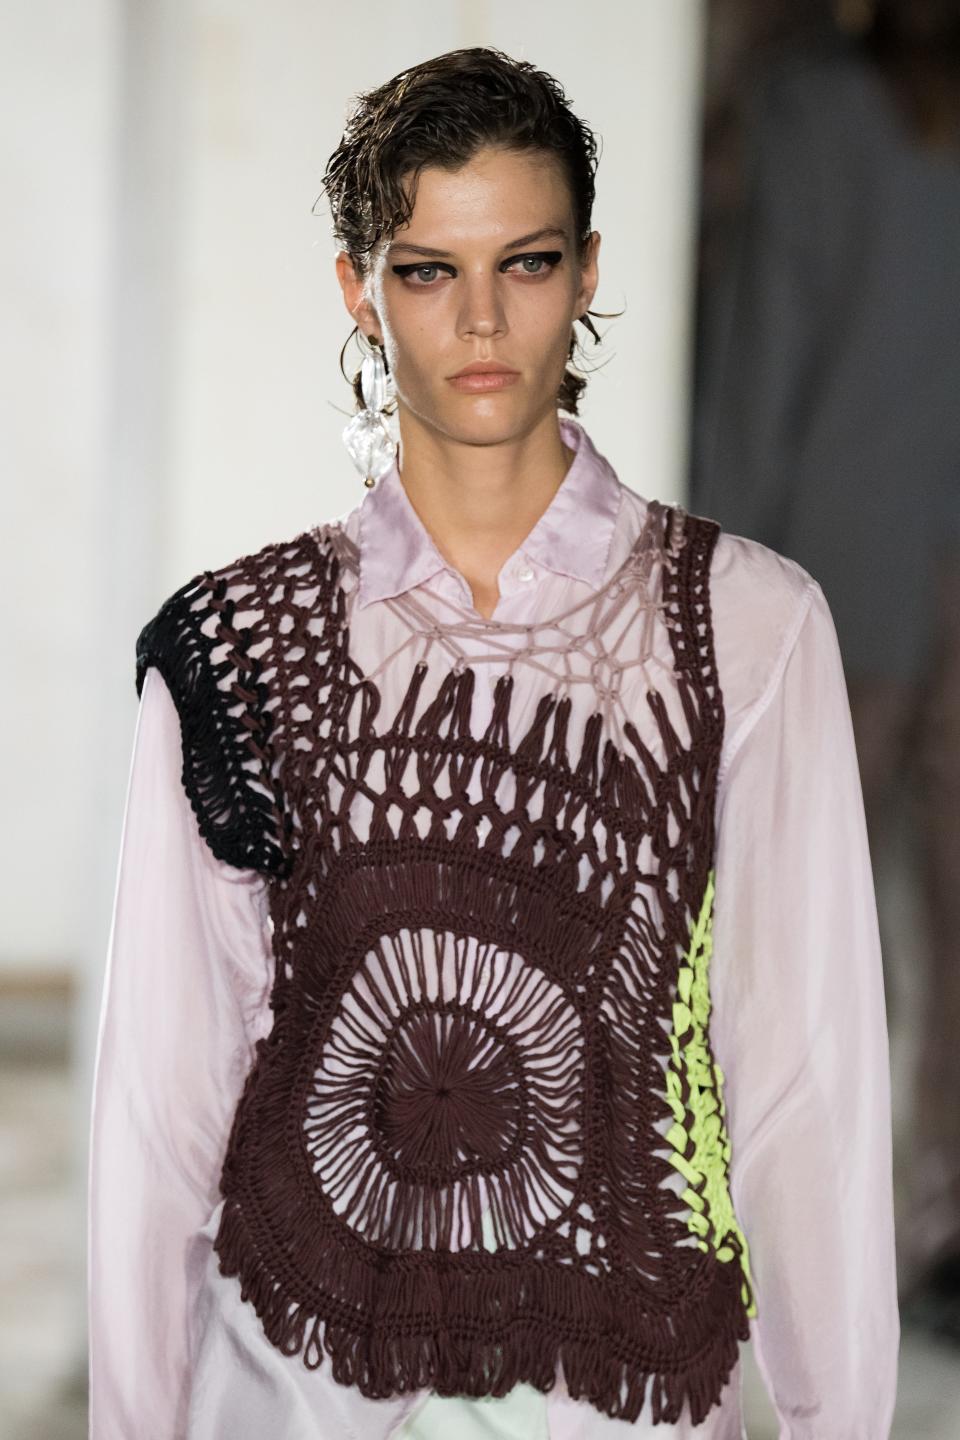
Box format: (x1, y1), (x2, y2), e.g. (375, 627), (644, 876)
(318, 47), (610, 415)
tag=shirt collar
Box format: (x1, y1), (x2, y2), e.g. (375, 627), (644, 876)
(355, 416), (623, 610)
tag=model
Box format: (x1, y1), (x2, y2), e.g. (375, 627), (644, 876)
(88, 45), (900, 1439)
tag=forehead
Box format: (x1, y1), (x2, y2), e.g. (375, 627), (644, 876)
(396, 147), (573, 244)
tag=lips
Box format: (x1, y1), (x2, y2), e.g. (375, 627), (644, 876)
(449, 361), (520, 379)
(447, 362), (520, 393)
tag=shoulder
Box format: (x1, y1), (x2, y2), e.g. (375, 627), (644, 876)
(190, 523), (340, 606)
(705, 521), (824, 752)
(133, 525), (344, 877)
(135, 524), (344, 696)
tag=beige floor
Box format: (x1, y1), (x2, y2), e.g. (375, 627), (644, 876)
(0, 1060), (87, 1440)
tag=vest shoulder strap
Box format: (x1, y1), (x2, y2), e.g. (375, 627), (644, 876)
(661, 504), (724, 743)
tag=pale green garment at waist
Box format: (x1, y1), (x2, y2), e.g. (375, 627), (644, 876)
(397, 1381), (550, 1440)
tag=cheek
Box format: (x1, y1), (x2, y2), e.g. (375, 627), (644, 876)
(514, 278), (578, 347)
(379, 299), (423, 371)
(379, 308), (435, 389)
(385, 338), (455, 421)
(522, 299), (577, 377)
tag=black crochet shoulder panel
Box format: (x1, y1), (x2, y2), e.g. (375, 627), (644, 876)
(133, 532), (324, 878)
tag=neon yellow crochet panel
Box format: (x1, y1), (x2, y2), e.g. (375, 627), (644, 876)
(663, 869), (757, 1318)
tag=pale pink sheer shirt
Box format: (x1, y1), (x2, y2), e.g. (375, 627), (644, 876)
(88, 417), (900, 1439)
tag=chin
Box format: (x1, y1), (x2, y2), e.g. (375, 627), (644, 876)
(436, 393), (553, 448)
(446, 416), (523, 447)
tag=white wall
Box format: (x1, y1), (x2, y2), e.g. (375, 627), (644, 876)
(2, 0), (119, 973)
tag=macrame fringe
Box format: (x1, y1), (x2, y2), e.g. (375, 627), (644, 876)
(214, 1193), (749, 1425)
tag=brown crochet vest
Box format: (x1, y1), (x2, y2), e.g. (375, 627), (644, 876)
(135, 500), (756, 1427)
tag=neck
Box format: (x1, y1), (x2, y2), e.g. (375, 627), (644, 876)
(392, 406), (576, 593)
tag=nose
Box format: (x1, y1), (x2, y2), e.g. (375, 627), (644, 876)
(456, 269), (507, 341)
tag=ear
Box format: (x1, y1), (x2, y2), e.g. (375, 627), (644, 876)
(335, 250), (382, 340)
(574, 231), (601, 320)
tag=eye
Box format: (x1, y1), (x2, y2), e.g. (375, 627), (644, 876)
(391, 262), (454, 286)
(502, 251), (563, 276)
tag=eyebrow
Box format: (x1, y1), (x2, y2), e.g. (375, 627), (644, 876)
(386, 226), (569, 259)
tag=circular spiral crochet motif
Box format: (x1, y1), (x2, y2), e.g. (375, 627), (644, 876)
(302, 928), (586, 1253)
(375, 1007), (523, 1173)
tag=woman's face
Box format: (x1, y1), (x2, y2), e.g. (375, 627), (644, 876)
(337, 145), (600, 449)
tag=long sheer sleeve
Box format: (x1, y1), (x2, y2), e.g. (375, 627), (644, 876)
(88, 666), (275, 1440)
(709, 577), (900, 1437)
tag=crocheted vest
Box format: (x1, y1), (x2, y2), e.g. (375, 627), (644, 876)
(135, 499), (757, 1428)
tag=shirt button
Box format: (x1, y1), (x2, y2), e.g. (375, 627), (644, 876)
(516, 565), (534, 582)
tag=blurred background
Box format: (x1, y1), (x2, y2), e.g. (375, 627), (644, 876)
(2, 1), (958, 1434)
